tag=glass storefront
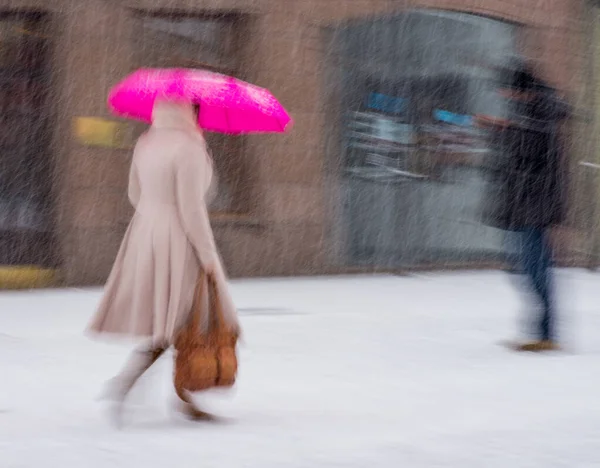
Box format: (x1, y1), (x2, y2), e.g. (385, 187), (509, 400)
(329, 9), (520, 268)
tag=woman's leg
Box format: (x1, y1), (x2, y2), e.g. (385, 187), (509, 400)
(101, 342), (168, 426)
(105, 342), (168, 401)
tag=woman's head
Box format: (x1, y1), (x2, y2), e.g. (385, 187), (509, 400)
(152, 100), (202, 133)
(192, 104), (202, 133)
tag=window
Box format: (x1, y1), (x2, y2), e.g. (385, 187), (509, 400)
(0, 12), (55, 266)
(330, 9), (521, 267)
(132, 11), (248, 213)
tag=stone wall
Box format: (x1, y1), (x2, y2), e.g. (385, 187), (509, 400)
(0, 0), (586, 283)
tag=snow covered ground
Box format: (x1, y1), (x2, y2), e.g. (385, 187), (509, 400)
(1, 270), (600, 467)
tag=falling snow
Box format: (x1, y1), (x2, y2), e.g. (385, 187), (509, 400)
(0, 1), (597, 467)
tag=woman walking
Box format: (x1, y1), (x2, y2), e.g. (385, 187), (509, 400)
(88, 99), (239, 422)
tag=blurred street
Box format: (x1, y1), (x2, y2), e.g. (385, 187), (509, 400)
(2, 270), (600, 467)
(0, 2), (597, 467)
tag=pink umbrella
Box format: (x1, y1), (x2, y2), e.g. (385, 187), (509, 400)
(108, 68), (292, 134)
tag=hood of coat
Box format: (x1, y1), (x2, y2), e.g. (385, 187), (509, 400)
(152, 100), (202, 134)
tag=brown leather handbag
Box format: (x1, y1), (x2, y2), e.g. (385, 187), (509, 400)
(174, 271), (238, 394)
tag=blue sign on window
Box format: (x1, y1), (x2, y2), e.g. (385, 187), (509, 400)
(367, 92), (406, 115)
(433, 109), (472, 127)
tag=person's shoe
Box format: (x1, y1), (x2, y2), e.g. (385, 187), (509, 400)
(511, 340), (561, 352)
(176, 400), (218, 422)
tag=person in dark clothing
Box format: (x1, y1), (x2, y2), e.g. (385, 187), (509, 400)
(477, 63), (569, 351)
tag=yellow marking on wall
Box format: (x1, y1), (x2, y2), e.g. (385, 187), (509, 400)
(74, 117), (128, 149)
(0, 266), (58, 289)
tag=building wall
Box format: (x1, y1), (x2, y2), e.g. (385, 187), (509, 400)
(0, 0), (586, 284)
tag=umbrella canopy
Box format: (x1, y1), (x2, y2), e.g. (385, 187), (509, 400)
(108, 68), (292, 134)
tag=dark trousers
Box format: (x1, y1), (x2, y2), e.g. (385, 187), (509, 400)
(515, 227), (555, 341)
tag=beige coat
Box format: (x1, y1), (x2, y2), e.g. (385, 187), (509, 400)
(88, 101), (239, 345)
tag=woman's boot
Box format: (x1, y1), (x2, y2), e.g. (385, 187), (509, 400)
(103, 345), (167, 426)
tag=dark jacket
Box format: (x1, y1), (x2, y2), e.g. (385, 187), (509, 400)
(484, 88), (569, 230)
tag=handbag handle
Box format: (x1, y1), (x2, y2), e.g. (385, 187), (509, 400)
(189, 270), (230, 334)
(188, 269), (207, 333)
(207, 272), (229, 333)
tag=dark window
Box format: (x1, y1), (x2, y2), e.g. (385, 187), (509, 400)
(0, 12), (56, 266)
(132, 11), (249, 213)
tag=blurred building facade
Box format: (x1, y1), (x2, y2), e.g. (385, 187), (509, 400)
(0, 0), (593, 285)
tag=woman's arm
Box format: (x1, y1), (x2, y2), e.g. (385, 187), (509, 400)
(175, 140), (221, 274)
(128, 161), (141, 208)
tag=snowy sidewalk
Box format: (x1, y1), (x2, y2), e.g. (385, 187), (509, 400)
(1, 270), (600, 467)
